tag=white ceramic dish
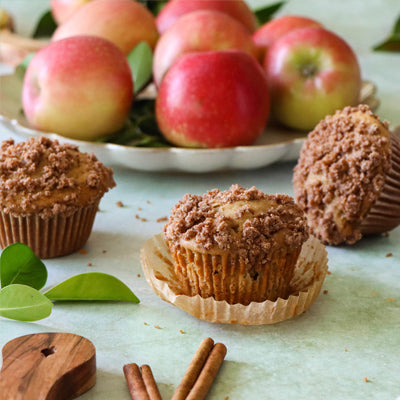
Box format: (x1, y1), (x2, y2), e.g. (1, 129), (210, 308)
(0, 74), (378, 172)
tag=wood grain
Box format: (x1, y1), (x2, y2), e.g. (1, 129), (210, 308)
(0, 332), (96, 400)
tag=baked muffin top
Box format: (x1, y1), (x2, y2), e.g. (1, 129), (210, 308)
(293, 104), (391, 245)
(164, 184), (309, 265)
(0, 137), (115, 218)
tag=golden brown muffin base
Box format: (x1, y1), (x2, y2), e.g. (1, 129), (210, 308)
(170, 243), (302, 305)
(0, 201), (100, 258)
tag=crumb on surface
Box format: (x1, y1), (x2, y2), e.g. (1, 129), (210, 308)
(323, 290), (328, 294)
(179, 330), (186, 334)
(102, 250), (107, 253)
(78, 249), (87, 255)
(386, 253), (393, 257)
(363, 377), (369, 383)
(137, 274), (141, 278)
(144, 322), (148, 326)
(327, 270), (332, 275)
(135, 214), (140, 219)
(383, 232), (389, 237)
(386, 298), (394, 302)
(147, 200), (151, 204)
(157, 216), (168, 223)
(141, 218), (148, 222)
(116, 201), (124, 207)
(154, 325), (161, 329)
(87, 263), (92, 267)
(138, 207), (142, 211)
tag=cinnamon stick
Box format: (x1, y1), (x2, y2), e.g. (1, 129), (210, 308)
(186, 343), (227, 400)
(171, 338), (227, 400)
(140, 365), (163, 400)
(123, 363), (150, 400)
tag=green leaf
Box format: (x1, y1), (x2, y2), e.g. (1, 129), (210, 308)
(137, 0), (167, 15)
(15, 53), (35, 81)
(373, 15), (400, 52)
(254, 1), (285, 26)
(0, 284), (53, 321)
(127, 42), (153, 94)
(0, 243), (47, 290)
(44, 272), (140, 303)
(32, 10), (57, 38)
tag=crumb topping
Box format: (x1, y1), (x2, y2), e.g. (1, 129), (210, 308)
(164, 184), (309, 264)
(0, 137), (115, 218)
(293, 105), (391, 245)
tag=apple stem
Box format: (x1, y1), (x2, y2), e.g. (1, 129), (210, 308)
(301, 64), (318, 78)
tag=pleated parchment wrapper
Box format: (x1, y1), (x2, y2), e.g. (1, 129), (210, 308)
(141, 233), (328, 325)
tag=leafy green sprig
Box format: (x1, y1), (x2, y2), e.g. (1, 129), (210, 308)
(0, 243), (139, 322)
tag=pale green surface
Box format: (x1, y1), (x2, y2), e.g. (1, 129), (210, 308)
(0, 0), (400, 399)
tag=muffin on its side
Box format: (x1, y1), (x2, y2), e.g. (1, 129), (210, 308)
(293, 104), (400, 245)
(0, 136), (115, 258)
(163, 185), (309, 305)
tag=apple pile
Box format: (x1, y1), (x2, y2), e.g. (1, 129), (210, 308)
(22, 0), (362, 148)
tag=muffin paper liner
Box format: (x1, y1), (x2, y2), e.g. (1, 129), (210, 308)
(360, 132), (400, 234)
(141, 234), (328, 325)
(170, 243), (302, 305)
(0, 201), (100, 259)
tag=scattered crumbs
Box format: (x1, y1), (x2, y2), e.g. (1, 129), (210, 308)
(157, 216), (168, 223)
(323, 290), (328, 295)
(154, 325), (162, 329)
(386, 298), (394, 302)
(386, 253), (393, 257)
(78, 249), (87, 255)
(383, 232), (389, 237)
(141, 218), (148, 222)
(371, 291), (378, 296)
(135, 214), (140, 219)
(225, 397), (229, 400)
(179, 330), (186, 334)
(137, 274), (141, 278)
(102, 250), (107, 254)
(345, 349), (348, 352)
(363, 377), (369, 383)
(144, 322), (148, 326)
(87, 263), (92, 267)
(116, 201), (124, 207)
(138, 207), (142, 211)
(147, 200), (151, 204)
(327, 270), (332, 275)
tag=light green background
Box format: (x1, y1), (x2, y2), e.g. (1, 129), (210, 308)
(0, 1), (400, 399)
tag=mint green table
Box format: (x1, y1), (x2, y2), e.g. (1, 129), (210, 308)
(0, 1), (399, 399)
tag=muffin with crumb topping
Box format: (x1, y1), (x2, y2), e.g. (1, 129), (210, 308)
(293, 104), (400, 245)
(163, 185), (309, 305)
(0, 136), (115, 258)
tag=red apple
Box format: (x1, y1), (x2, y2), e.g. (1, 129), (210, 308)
(153, 10), (257, 87)
(52, 0), (159, 54)
(253, 15), (322, 61)
(156, 50), (270, 148)
(22, 36), (133, 141)
(156, 0), (258, 34)
(265, 27), (361, 131)
(50, 0), (94, 25)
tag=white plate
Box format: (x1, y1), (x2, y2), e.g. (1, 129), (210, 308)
(0, 74), (378, 172)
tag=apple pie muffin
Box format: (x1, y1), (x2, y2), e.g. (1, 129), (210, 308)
(0, 136), (115, 258)
(163, 184), (309, 305)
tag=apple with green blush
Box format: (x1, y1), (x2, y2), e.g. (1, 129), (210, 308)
(265, 27), (361, 131)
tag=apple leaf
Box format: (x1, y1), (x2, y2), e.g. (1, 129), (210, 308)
(254, 1), (285, 26)
(373, 14), (400, 51)
(137, 0), (167, 15)
(32, 10), (57, 38)
(0, 243), (47, 290)
(99, 99), (170, 147)
(127, 42), (153, 94)
(15, 52), (35, 80)
(44, 272), (140, 302)
(0, 284), (53, 321)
